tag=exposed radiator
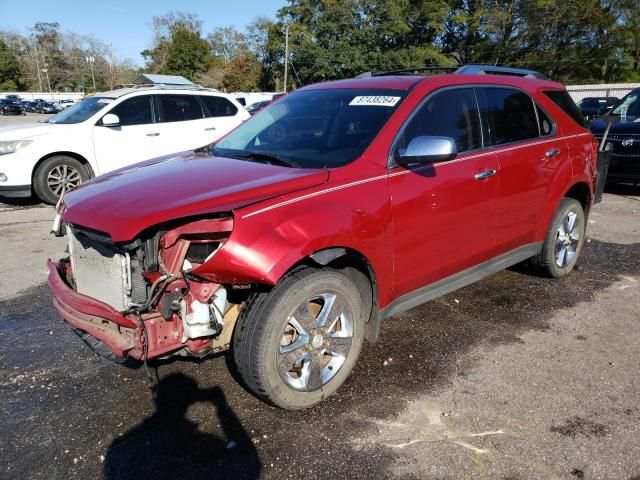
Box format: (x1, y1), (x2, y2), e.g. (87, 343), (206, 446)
(67, 227), (146, 311)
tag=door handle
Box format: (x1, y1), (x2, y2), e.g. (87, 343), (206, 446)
(545, 148), (561, 157)
(474, 169), (497, 180)
(146, 132), (160, 137)
(204, 127), (216, 131)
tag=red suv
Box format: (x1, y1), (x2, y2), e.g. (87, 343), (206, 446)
(49, 65), (598, 409)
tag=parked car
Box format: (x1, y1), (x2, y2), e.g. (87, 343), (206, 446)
(590, 88), (640, 182)
(48, 65), (598, 409)
(0, 86), (249, 203)
(3, 94), (22, 102)
(35, 101), (60, 114)
(246, 100), (271, 115)
(22, 101), (38, 112)
(0, 99), (24, 115)
(576, 96), (619, 123)
(56, 99), (77, 110)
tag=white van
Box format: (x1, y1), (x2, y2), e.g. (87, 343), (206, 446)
(0, 86), (249, 203)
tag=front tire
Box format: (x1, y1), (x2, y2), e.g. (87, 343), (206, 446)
(233, 268), (365, 409)
(531, 198), (586, 277)
(33, 155), (89, 205)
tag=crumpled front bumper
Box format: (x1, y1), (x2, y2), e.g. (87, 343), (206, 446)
(47, 260), (138, 358)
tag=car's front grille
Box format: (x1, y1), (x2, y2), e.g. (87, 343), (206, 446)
(68, 227), (147, 311)
(596, 134), (640, 157)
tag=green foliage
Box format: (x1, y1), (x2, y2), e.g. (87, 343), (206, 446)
(0, 39), (22, 91)
(161, 27), (213, 81)
(221, 52), (263, 91)
(3, 2), (640, 93)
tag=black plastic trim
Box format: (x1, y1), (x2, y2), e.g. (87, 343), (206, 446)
(378, 242), (543, 320)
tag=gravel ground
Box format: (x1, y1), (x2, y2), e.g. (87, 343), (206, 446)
(0, 115), (638, 478)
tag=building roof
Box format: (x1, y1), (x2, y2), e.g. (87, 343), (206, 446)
(133, 74), (195, 86)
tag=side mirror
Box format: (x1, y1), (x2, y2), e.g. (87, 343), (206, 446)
(397, 136), (457, 165)
(101, 113), (120, 127)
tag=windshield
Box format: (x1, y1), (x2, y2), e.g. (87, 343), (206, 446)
(610, 91), (640, 122)
(45, 96), (114, 124)
(213, 88), (408, 168)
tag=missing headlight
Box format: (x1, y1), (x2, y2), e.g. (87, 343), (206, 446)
(185, 242), (222, 264)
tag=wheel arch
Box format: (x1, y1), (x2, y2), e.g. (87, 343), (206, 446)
(32, 151), (95, 182)
(276, 246), (381, 344)
(563, 181), (592, 216)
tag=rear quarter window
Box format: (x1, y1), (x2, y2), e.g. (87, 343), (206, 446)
(543, 90), (588, 128)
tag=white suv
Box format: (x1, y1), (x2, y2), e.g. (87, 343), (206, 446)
(0, 87), (249, 204)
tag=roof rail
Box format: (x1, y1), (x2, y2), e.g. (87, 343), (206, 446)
(355, 64), (547, 80)
(130, 83), (218, 92)
(455, 65), (547, 79)
(357, 66), (459, 78)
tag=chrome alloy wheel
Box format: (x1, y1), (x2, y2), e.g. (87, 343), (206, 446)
(277, 292), (353, 392)
(555, 210), (580, 267)
(47, 164), (82, 197)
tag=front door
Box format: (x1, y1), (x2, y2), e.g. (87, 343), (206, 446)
(388, 87), (500, 299)
(92, 95), (163, 174)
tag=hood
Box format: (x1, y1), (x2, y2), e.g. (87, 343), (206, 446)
(62, 152), (330, 242)
(590, 117), (640, 135)
(0, 122), (61, 140)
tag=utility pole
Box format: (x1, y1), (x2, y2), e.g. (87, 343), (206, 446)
(34, 44), (43, 92)
(42, 62), (52, 95)
(283, 24), (289, 93)
(86, 55), (96, 92)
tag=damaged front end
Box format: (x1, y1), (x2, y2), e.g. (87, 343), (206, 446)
(49, 209), (247, 364)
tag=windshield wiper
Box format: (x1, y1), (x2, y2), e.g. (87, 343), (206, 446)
(221, 150), (299, 168)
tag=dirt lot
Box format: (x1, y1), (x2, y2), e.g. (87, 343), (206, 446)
(0, 131), (639, 477)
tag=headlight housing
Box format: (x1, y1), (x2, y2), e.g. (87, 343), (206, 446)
(0, 140), (33, 155)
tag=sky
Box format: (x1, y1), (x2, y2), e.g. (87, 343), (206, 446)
(0, 0), (287, 65)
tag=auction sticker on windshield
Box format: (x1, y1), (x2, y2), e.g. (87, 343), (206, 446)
(349, 96), (401, 107)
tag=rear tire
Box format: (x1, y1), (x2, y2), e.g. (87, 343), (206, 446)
(233, 268), (365, 409)
(530, 198), (585, 277)
(33, 155), (89, 205)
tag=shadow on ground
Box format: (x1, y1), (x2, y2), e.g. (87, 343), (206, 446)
(103, 374), (260, 480)
(0, 195), (42, 208)
(604, 182), (640, 198)
(1, 239), (638, 479)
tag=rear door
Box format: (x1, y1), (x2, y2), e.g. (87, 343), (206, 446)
(155, 94), (210, 152)
(92, 94), (162, 173)
(199, 95), (249, 142)
(476, 86), (565, 253)
(388, 87), (500, 298)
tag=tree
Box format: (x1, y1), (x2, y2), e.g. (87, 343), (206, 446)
(260, 0), (453, 90)
(208, 27), (247, 64)
(162, 26), (213, 80)
(221, 52), (262, 91)
(142, 11), (204, 73)
(0, 39), (22, 90)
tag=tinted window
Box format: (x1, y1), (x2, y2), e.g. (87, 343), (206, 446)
(395, 88), (481, 156)
(159, 95), (203, 122)
(543, 90), (588, 128)
(200, 95), (238, 117)
(108, 95), (153, 126)
(479, 88), (539, 145)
